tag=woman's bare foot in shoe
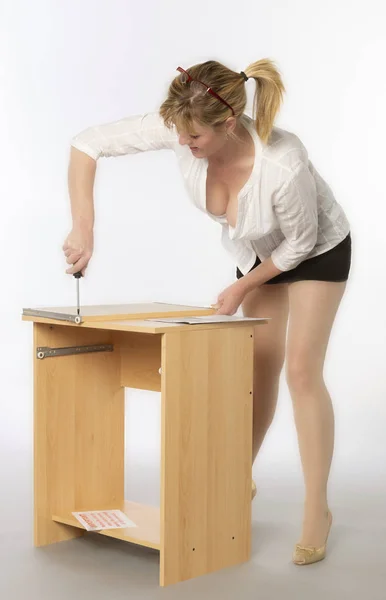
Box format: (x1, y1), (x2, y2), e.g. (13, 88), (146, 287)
(298, 505), (331, 548)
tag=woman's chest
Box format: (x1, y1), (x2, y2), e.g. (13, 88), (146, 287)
(178, 151), (279, 239)
(205, 161), (254, 228)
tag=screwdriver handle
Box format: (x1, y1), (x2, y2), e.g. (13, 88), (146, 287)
(73, 271), (82, 279)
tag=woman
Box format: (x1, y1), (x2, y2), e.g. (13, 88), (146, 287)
(63, 59), (352, 566)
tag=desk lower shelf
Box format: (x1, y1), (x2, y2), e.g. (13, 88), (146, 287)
(52, 501), (160, 550)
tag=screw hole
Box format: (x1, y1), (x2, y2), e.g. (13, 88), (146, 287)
(192, 548), (195, 551)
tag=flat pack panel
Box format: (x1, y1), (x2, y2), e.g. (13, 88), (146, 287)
(160, 326), (254, 586)
(22, 302), (216, 324)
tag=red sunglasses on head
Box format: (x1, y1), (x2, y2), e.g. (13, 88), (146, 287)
(176, 66), (235, 116)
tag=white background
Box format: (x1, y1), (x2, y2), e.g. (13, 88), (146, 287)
(1, 0), (386, 585)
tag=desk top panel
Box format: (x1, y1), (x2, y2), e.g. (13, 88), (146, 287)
(22, 302), (215, 324)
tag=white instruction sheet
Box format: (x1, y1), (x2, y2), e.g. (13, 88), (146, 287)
(72, 510), (137, 531)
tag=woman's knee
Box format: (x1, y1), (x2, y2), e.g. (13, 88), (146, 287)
(285, 355), (323, 395)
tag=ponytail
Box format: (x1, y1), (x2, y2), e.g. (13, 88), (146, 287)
(243, 59), (285, 144)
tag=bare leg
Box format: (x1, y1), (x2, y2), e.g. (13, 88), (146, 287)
(242, 283), (289, 464)
(286, 280), (347, 548)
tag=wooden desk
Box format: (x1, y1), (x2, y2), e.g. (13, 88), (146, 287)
(22, 302), (268, 586)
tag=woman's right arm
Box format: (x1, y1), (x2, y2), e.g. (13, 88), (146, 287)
(63, 146), (96, 275)
(62, 112), (179, 274)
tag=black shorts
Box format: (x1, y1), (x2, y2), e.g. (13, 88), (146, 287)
(236, 232), (352, 285)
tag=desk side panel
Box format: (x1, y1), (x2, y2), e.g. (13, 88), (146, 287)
(33, 323), (124, 546)
(160, 327), (254, 586)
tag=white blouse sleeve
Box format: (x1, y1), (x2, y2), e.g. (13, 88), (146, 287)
(270, 162), (318, 272)
(70, 112), (179, 160)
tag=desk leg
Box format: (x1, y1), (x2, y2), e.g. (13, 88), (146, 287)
(33, 323), (124, 547)
(160, 326), (254, 586)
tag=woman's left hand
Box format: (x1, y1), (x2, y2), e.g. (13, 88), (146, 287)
(213, 281), (247, 315)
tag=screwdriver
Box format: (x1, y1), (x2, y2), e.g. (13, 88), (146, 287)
(73, 271), (82, 316)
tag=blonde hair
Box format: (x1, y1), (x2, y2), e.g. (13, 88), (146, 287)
(159, 58), (285, 145)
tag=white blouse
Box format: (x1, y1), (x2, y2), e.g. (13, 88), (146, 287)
(71, 111), (351, 274)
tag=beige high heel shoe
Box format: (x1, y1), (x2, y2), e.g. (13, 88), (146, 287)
(292, 510), (333, 565)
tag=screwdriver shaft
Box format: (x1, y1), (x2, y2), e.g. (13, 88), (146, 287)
(73, 271), (82, 316)
(76, 278), (80, 315)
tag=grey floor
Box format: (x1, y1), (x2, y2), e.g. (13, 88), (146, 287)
(1, 469), (385, 600)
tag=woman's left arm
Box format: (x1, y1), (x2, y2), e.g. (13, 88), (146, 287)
(241, 162), (319, 289)
(215, 163), (318, 314)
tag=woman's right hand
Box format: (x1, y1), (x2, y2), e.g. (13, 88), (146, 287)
(62, 227), (94, 275)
